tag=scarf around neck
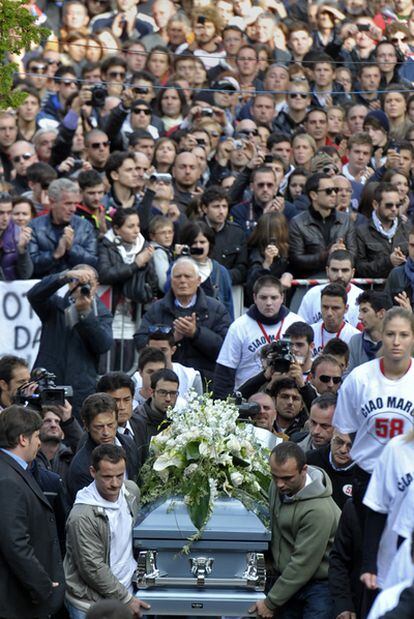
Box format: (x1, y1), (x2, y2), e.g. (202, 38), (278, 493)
(247, 303), (289, 326)
(372, 210), (398, 240)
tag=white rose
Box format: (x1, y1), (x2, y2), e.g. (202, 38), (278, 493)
(230, 471), (244, 486)
(184, 463), (198, 477)
(227, 436), (241, 453)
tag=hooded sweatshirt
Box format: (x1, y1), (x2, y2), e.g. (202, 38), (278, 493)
(74, 482), (137, 592)
(266, 465), (340, 609)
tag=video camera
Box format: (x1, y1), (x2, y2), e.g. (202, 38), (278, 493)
(232, 392), (261, 422)
(14, 368), (73, 409)
(264, 338), (295, 373)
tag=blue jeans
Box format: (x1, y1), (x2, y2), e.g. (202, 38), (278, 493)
(278, 580), (333, 619)
(65, 600), (88, 619)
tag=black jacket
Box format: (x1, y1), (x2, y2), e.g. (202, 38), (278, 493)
(134, 288), (231, 381)
(205, 218), (248, 285)
(289, 208), (356, 276)
(27, 273), (113, 417)
(0, 450), (65, 618)
(356, 219), (411, 278)
(306, 445), (355, 509)
(384, 264), (413, 304)
(329, 499), (363, 618)
(97, 236), (158, 310)
(67, 432), (139, 501)
(132, 401), (170, 468)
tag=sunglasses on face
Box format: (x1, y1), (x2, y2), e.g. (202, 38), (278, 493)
(383, 202), (401, 208)
(132, 108), (151, 115)
(289, 92), (308, 99)
(317, 187), (338, 195)
(62, 79), (77, 87)
(12, 153), (33, 163)
(318, 375), (342, 384)
(89, 141), (109, 149)
(108, 71), (126, 79)
(239, 129), (258, 136)
(322, 165), (339, 174)
(148, 324), (173, 335)
(31, 65), (47, 74)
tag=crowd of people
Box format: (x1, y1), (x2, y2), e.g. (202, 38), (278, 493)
(2, 0), (414, 616)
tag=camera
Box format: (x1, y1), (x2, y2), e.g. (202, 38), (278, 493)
(72, 158), (84, 171)
(232, 392), (261, 421)
(181, 245), (191, 256)
(233, 140), (244, 150)
(91, 84), (108, 108)
(264, 338), (295, 373)
(80, 283), (91, 296)
(201, 108), (213, 117)
(14, 368), (73, 409)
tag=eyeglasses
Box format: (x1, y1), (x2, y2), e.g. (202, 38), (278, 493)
(108, 71), (126, 79)
(155, 389), (179, 398)
(289, 92), (308, 99)
(89, 141), (109, 149)
(30, 65), (47, 74)
(318, 375), (342, 384)
(257, 182), (275, 188)
(332, 436), (352, 449)
(62, 79), (77, 86)
(148, 324), (173, 334)
(317, 187), (338, 195)
(12, 153), (33, 163)
(132, 108), (151, 115)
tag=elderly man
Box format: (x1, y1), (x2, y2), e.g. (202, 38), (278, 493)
(134, 257), (231, 382)
(29, 178), (98, 277)
(27, 265), (113, 417)
(8, 140), (38, 193)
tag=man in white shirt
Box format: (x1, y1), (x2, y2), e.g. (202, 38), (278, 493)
(213, 275), (300, 398)
(298, 249), (362, 327)
(133, 326), (203, 403)
(311, 283), (359, 357)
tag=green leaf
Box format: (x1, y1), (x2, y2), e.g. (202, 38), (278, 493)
(254, 469), (272, 495)
(185, 441), (200, 461)
(187, 476), (210, 531)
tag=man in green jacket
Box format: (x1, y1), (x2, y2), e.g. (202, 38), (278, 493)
(64, 444), (150, 618)
(250, 441), (340, 618)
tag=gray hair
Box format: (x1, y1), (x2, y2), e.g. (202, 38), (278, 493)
(33, 128), (58, 147)
(171, 257), (200, 277)
(48, 178), (79, 201)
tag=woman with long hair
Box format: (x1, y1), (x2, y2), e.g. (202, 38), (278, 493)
(245, 213), (291, 304)
(98, 208), (157, 370)
(152, 137), (177, 173)
(334, 308), (414, 591)
(155, 83), (188, 133)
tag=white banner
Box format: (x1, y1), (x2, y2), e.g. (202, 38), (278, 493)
(0, 280), (42, 367)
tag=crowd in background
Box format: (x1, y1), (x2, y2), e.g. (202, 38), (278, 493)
(2, 0), (414, 617)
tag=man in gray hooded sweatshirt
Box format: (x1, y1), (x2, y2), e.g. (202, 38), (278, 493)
(64, 444), (150, 618)
(250, 441), (340, 618)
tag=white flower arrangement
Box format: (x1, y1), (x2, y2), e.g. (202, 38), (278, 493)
(140, 392), (272, 535)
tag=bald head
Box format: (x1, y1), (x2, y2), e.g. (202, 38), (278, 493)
(172, 151), (201, 190)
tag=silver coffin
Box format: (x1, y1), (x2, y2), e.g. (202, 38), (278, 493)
(133, 496), (271, 615)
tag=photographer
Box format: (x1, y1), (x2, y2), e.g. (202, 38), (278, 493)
(238, 321), (315, 400)
(27, 265), (113, 417)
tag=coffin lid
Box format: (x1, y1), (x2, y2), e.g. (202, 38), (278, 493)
(134, 496), (270, 541)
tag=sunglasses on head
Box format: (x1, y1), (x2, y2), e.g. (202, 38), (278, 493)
(319, 375), (342, 384)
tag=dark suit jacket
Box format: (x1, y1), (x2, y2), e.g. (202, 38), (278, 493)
(67, 432), (139, 501)
(0, 450), (65, 618)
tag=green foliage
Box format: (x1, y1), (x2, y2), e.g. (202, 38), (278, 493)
(0, 0), (50, 109)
